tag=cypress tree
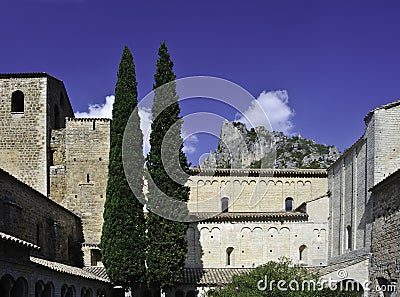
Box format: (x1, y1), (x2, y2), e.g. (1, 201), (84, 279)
(146, 42), (190, 290)
(100, 46), (146, 290)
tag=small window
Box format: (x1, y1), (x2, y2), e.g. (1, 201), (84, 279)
(285, 197), (293, 212)
(86, 174), (90, 183)
(92, 121), (96, 131)
(90, 249), (102, 266)
(11, 90), (24, 113)
(346, 225), (352, 250)
(226, 247), (234, 266)
(221, 197), (229, 213)
(299, 245), (307, 262)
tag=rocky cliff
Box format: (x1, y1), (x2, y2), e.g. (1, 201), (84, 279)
(200, 121), (340, 169)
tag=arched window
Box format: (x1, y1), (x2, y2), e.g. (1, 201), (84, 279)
(221, 197), (229, 213)
(1, 275), (14, 297)
(36, 281), (52, 297)
(175, 291), (184, 297)
(11, 277), (28, 297)
(299, 245), (307, 263)
(186, 291), (196, 297)
(226, 247), (234, 266)
(346, 225), (352, 250)
(285, 197), (293, 212)
(11, 90), (24, 113)
(61, 285), (68, 297)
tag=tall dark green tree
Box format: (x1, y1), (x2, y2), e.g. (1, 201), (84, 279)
(146, 42), (190, 290)
(100, 46), (146, 290)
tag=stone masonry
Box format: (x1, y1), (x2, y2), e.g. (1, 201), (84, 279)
(0, 73), (74, 196)
(328, 101), (400, 264)
(50, 117), (110, 266)
(370, 169), (400, 296)
(185, 169), (330, 269)
(0, 168), (82, 266)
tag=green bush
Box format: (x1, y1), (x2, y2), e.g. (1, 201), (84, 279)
(206, 258), (360, 297)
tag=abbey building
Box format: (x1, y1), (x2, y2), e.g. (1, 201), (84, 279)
(0, 73), (399, 297)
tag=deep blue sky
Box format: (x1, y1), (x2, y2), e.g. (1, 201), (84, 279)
(3, 0), (400, 165)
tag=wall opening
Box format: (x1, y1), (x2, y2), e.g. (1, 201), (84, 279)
(346, 225), (352, 250)
(90, 249), (102, 266)
(11, 277), (28, 297)
(221, 197), (229, 213)
(11, 90), (24, 113)
(285, 197), (294, 212)
(299, 245), (308, 264)
(226, 247), (234, 266)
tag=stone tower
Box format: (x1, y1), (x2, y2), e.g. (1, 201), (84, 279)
(0, 73), (110, 267)
(50, 117), (110, 266)
(0, 73), (74, 196)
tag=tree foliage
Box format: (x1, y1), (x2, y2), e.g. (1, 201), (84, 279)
(206, 258), (360, 297)
(146, 42), (190, 289)
(100, 46), (146, 289)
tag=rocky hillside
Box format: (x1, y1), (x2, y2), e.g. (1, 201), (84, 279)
(200, 121), (340, 169)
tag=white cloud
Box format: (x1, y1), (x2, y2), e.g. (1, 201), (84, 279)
(182, 133), (199, 155)
(74, 96), (197, 155)
(75, 95), (115, 118)
(74, 96), (153, 155)
(237, 90), (295, 135)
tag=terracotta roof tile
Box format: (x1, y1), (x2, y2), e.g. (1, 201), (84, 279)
(189, 168), (327, 178)
(0, 232), (40, 250)
(183, 268), (253, 285)
(83, 266), (110, 281)
(191, 211), (309, 223)
(30, 257), (109, 282)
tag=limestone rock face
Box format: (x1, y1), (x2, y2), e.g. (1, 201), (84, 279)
(200, 121), (340, 169)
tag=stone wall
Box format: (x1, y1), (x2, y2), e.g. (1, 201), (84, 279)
(186, 219), (328, 269)
(0, 239), (110, 297)
(0, 74), (73, 196)
(370, 170), (400, 296)
(0, 168), (83, 267)
(187, 169), (328, 216)
(49, 118), (110, 266)
(185, 169), (329, 269)
(328, 101), (400, 265)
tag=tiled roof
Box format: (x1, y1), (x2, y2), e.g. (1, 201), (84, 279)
(191, 211), (309, 223)
(183, 268), (253, 285)
(188, 168), (327, 178)
(83, 266), (110, 281)
(0, 232), (40, 250)
(66, 117), (111, 122)
(30, 257), (110, 282)
(79, 267), (252, 286)
(308, 255), (370, 276)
